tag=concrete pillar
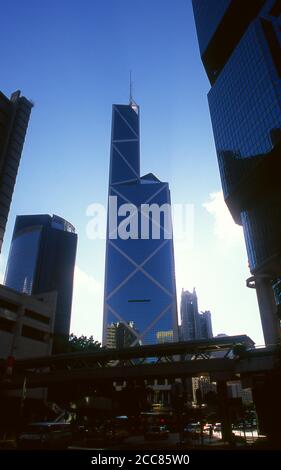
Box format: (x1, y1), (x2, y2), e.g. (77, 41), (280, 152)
(252, 372), (281, 443)
(255, 277), (281, 346)
(217, 380), (232, 443)
(10, 305), (25, 358)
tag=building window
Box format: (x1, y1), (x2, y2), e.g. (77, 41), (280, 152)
(0, 316), (15, 333)
(24, 309), (50, 325)
(0, 298), (18, 313)
(21, 325), (48, 343)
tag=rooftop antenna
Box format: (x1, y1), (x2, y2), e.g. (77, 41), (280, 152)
(129, 71), (138, 113)
(129, 70), (133, 105)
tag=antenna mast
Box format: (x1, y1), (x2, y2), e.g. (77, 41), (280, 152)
(129, 70), (133, 105)
(129, 71), (138, 113)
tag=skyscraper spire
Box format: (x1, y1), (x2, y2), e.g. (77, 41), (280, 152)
(129, 70), (133, 105)
(129, 71), (138, 113)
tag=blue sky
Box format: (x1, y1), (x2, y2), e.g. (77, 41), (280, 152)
(0, 0), (264, 344)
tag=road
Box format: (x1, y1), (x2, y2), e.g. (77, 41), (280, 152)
(70, 429), (265, 450)
(70, 432), (223, 450)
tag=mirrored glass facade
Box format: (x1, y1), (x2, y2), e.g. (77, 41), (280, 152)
(0, 90), (33, 252)
(4, 227), (42, 294)
(4, 214), (77, 341)
(193, 0), (281, 276)
(208, 19), (281, 196)
(192, 0), (232, 55)
(103, 104), (178, 348)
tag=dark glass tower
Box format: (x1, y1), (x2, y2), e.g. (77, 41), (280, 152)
(103, 101), (178, 347)
(180, 288), (200, 341)
(198, 310), (213, 339)
(180, 288), (213, 340)
(192, 0), (281, 344)
(0, 90), (33, 252)
(4, 214), (77, 341)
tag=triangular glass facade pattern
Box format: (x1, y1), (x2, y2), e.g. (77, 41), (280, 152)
(103, 103), (178, 348)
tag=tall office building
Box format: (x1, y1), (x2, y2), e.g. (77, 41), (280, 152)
(0, 90), (33, 252)
(106, 321), (138, 349)
(192, 0), (281, 344)
(198, 310), (213, 339)
(4, 214), (77, 341)
(0, 284), (57, 360)
(103, 101), (178, 347)
(180, 288), (199, 340)
(180, 288), (213, 340)
(179, 287), (214, 406)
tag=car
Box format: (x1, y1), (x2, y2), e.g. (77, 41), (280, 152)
(17, 422), (73, 449)
(203, 423), (213, 432)
(214, 423), (221, 432)
(183, 423), (201, 440)
(103, 416), (130, 443)
(144, 425), (169, 441)
(233, 421), (255, 430)
(184, 423), (201, 433)
(105, 427), (130, 442)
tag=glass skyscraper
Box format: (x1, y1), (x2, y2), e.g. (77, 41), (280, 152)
(180, 288), (213, 341)
(0, 90), (33, 252)
(4, 214), (77, 343)
(103, 101), (178, 348)
(192, 0), (281, 344)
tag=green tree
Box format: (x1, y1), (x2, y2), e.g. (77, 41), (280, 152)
(54, 333), (101, 353)
(68, 334), (101, 352)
